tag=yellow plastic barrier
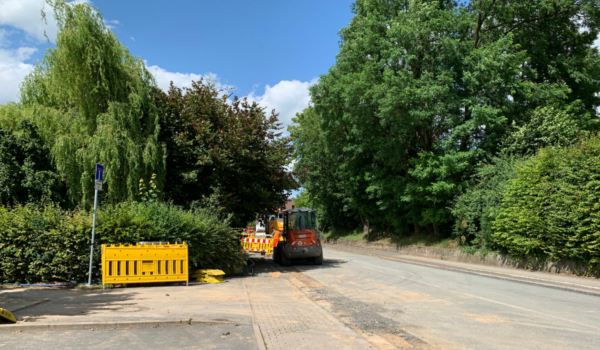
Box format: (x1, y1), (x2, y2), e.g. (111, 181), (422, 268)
(0, 308), (16, 323)
(101, 242), (188, 288)
(192, 269), (225, 283)
(242, 237), (273, 254)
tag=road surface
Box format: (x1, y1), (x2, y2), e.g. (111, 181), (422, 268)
(2, 245), (599, 349)
(291, 245), (600, 350)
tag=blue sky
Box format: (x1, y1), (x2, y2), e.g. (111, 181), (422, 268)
(0, 0), (355, 131)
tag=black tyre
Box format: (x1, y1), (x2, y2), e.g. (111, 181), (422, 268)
(314, 250), (323, 265)
(273, 246), (281, 263)
(280, 249), (292, 266)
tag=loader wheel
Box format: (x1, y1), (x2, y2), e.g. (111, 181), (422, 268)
(280, 250), (291, 266)
(314, 251), (323, 265)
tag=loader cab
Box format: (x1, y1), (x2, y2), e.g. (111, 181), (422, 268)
(273, 208), (323, 266)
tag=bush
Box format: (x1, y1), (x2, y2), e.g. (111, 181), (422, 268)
(0, 202), (243, 283)
(452, 106), (588, 251)
(451, 156), (522, 249)
(492, 135), (600, 264)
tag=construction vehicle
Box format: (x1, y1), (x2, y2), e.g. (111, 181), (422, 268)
(241, 208), (323, 266)
(272, 208), (323, 266)
(267, 211), (284, 237)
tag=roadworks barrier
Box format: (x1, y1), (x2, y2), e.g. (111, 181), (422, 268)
(101, 242), (189, 288)
(0, 308), (16, 323)
(192, 269), (225, 283)
(242, 237), (273, 254)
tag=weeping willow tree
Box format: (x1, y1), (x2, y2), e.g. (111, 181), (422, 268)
(20, 1), (164, 207)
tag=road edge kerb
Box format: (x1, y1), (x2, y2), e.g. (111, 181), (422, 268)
(0, 318), (250, 333)
(325, 244), (600, 297)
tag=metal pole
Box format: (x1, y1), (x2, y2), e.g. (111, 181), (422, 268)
(88, 189), (99, 286)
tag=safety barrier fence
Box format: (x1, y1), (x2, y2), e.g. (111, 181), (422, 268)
(242, 237), (273, 254)
(101, 242), (188, 288)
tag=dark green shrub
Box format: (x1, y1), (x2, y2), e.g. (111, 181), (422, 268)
(451, 156), (522, 249)
(0, 202), (243, 283)
(492, 135), (600, 264)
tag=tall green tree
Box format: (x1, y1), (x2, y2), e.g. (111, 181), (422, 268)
(301, 0), (600, 235)
(157, 81), (297, 227)
(20, 1), (164, 207)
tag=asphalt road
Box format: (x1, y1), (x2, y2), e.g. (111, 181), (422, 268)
(291, 245), (600, 350)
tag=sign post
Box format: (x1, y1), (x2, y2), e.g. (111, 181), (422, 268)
(88, 163), (103, 286)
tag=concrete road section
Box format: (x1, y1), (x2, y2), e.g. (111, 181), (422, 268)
(2, 323), (258, 350)
(288, 245), (600, 350)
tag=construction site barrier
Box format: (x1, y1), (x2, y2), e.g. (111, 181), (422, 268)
(242, 237), (273, 254)
(101, 242), (188, 288)
(0, 308), (16, 323)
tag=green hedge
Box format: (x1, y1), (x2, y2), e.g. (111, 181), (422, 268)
(493, 136), (600, 265)
(0, 202), (243, 283)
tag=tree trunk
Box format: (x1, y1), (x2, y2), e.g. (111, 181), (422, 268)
(363, 221), (370, 237)
(414, 223), (422, 235)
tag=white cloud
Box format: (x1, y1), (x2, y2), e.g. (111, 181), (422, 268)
(0, 0), (97, 44)
(145, 63), (233, 95)
(104, 19), (119, 30)
(0, 47), (36, 103)
(130, 36), (135, 42)
(245, 78), (318, 132)
(146, 63), (209, 91)
(0, 0), (59, 42)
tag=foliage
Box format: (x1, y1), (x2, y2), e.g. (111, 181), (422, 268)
(492, 135), (600, 264)
(292, 0), (600, 242)
(451, 155), (522, 248)
(302, 0), (595, 236)
(289, 108), (361, 232)
(0, 202), (243, 283)
(470, 0), (600, 119)
(503, 106), (590, 156)
(19, 1), (165, 207)
(452, 106), (588, 249)
(138, 173), (160, 203)
(156, 81), (297, 227)
(0, 120), (66, 206)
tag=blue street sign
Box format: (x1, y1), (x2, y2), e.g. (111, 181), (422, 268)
(95, 164), (104, 182)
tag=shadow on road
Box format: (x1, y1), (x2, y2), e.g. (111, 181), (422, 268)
(0, 287), (138, 322)
(243, 255), (347, 275)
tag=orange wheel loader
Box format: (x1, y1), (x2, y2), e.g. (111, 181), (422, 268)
(273, 208), (323, 266)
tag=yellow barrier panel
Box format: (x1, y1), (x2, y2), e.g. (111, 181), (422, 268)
(0, 308), (16, 323)
(101, 242), (188, 288)
(242, 238), (273, 254)
(192, 269), (225, 283)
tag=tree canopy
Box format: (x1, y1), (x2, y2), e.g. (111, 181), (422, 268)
(157, 82), (297, 227)
(293, 0), (600, 235)
(0, 117), (66, 206)
(20, 0), (164, 207)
